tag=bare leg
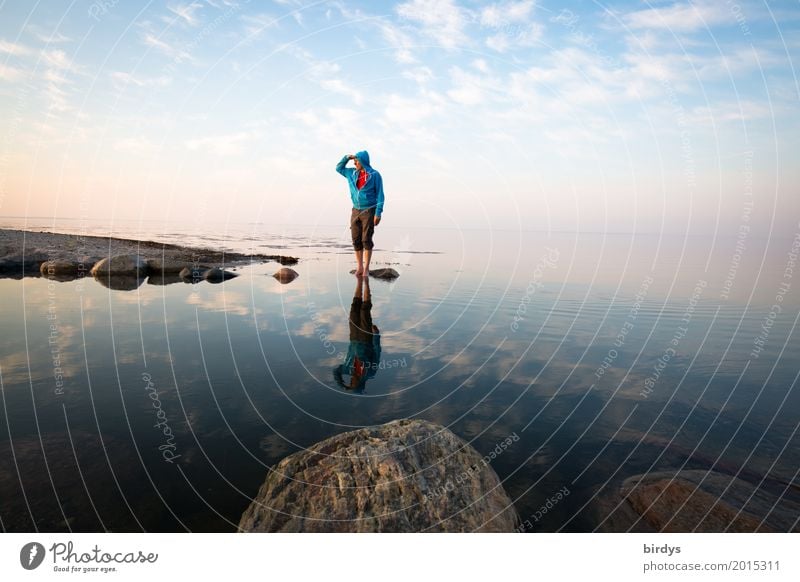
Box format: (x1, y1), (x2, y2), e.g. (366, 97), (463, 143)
(354, 273), (363, 298)
(362, 275), (371, 302)
(354, 249), (363, 276)
(363, 249), (372, 277)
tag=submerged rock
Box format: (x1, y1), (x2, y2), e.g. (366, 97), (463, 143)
(146, 258), (190, 274)
(597, 469), (800, 532)
(0, 251), (49, 277)
(90, 255), (147, 277)
(147, 272), (184, 286)
(179, 266), (210, 283)
(273, 267), (299, 284)
(238, 419), (519, 532)
(93, 274), (146, 291)
(40, 260), (87, 281)
(203, 267), (238, 283)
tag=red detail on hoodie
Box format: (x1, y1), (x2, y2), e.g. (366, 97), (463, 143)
(356, 168), (368, 189)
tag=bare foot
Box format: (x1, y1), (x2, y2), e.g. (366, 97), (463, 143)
(355, 266), (364, 276)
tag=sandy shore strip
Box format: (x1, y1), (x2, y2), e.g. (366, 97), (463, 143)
(0, 228), (298, 280)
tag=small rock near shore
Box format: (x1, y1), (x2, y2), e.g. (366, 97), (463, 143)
(179, 266), (209, 283)
(348, 267), (400, 280)
(203, 267), (238, 283)
(90, 255), (147, 277)
(40, 260), (87, 281)
(273, 268), (299, 284)
(146, 258), (190, 274)
(0, 251), (49, 276)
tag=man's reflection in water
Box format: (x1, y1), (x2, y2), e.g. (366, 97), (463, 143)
(333, 276), (381, 393)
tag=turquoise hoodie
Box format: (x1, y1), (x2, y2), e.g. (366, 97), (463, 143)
(335, 150), (385, 217)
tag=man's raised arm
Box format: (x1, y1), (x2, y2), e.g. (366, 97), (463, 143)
(336, 154), (352, 177)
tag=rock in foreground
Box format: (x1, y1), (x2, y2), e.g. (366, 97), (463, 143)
(238, 419), (519, 532)
(596, 469), (800, 532)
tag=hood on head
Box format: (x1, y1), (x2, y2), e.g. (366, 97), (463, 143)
(355, 150), (371, 167)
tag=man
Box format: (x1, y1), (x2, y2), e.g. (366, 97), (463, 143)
(335, 150), (385, 277)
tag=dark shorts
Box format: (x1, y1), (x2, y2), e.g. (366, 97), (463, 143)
(350, 207), (375, 251)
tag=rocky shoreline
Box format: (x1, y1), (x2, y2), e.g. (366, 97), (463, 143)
(0, 228), (298, 288)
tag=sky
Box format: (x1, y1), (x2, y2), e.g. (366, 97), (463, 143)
(0, 0), (798, 236)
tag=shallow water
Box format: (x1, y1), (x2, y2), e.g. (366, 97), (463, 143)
(1, 222), (799, 531)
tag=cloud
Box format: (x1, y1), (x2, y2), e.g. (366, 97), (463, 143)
(186, 131), (255, 156)
(687, 101), (775, 125)
(110, 71), (172, 88)
(26, 24), (72, 44)
(620, 1), (736, 32)
(204, 0), (239, 8)
(166, 2), (204, 26)
(142, 33), (192, 62)
(319, 77), (363, 104)
(186, 290), (251, 316)
(382, 92), (442, 124)
(446, 66), (502, 106)
(402, 66), (434, 85)
(0, 63), (25, 82)
(241, 13), (279, 38)
(283, 45), (364, 104)
(40, 49), (81, 114)
(480, 0), (536, 27)
(114, 136), (160, 155)
(0, 40), (33, 56)
(477, 1), (542, 52)
(396, 0), (469, 50)
(378, 20), (418, 64)
(485, 23), (542, 52)
(289, 105), (368, 146)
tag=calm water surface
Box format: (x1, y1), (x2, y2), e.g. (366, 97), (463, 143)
(1, 221), (799, 531)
